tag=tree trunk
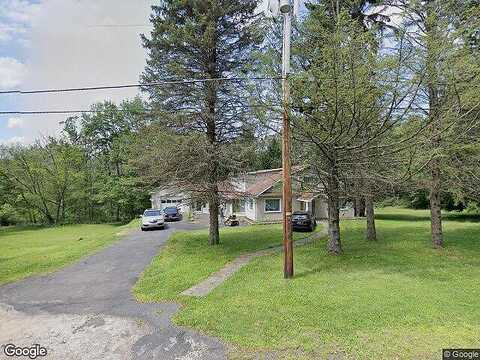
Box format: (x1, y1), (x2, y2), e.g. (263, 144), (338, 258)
(55, 199), (61, 224)
(358, 198), (366, 217)
(425, 2), (443, 249)
(430, 161), (443, 248)
(353, 197), (359, 217)
(365, 195), (376, 241)
(205, 36), (219, 245)
(209, 194), (220, 245)
(327, 165), (342, 254)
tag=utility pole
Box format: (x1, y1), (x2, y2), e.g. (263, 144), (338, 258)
(270, 0), (295, 278)
(281, 2), (293, 279)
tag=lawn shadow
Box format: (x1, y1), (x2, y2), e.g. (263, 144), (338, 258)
(294, 221), (480, 282)
(375, 212), (480, 222)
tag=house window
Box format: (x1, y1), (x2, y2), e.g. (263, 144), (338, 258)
(265, 199), (281, 212)
(248, 199), (254, 210)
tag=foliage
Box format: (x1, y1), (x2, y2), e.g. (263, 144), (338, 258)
(139, 0), (264, 244)
(0, 98), (150, 225)
(0, 204), (20, 226)
(464, 201), (480, 215)
(391, 0), (480, 246)
(286, 3), (418, 252)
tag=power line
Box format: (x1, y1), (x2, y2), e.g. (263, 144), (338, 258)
(0, 77), (281, 95)
(0, 104), (280, 116)
(3, 75), (479, 96)
(1, 70), (477, 98)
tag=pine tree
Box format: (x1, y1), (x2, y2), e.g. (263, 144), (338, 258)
(141, 0), (262, 245)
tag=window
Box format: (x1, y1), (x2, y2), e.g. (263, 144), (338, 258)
(264, 199), (281, 212)
(161, 200), (166, 204)
(248, 199), (254, 210)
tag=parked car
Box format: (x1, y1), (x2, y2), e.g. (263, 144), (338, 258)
(292, 211), (317, 232)
(141, 209), (165, 231)
(163, 207), (182, 221)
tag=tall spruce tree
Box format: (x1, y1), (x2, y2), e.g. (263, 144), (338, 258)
(140, 1), (262, 245)
(393, 0), (480, 248)
(291, 2), (418, 253)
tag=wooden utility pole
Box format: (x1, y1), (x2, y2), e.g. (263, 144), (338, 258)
(282, 78), (293, 278)
(281, 0), (293, 278)
(268, 0), (295, 278)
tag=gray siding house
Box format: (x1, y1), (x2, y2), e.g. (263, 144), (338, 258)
(150, 168), (353, 222)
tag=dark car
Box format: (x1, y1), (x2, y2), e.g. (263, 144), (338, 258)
(292, 211), (317, 232)
(163, 207), (182, 221)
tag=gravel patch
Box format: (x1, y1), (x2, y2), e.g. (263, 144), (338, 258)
(0, 303), (152, 360)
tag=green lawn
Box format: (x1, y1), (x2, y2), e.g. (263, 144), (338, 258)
(0, 220), (137, 285)
(133, 224), (318, 301)
(135, 210), (480, 359)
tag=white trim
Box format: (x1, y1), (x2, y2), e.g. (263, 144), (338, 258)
(264, 198), (282, 213)
(246, 168), (283, 175)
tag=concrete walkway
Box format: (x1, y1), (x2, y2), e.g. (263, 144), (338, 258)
(0, 221), (225, 360)
(182, 222), (328, 297)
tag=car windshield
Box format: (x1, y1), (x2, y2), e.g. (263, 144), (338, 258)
(144, 210), (161, 217)
(293, 214), (308, 220)
(164, 207), (178, 214)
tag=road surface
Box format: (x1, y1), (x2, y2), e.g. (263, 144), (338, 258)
(0, 220), (225, 360)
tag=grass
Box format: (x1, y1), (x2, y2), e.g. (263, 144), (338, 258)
(0, 220), (138, 285)
(133, 224), (318, 301)
(376, 206), (480, 222)
(134, 209), (480, 359)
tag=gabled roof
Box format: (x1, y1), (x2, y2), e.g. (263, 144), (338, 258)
(244, 166), (304, 197)
(245, 170), (283, 197)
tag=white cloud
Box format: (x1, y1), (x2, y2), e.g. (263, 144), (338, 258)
(7, 117), (25, 129)
(0, 136), (25, 145)
(16, 0), (154, 141)
(0, 0), (40, 43)
(0, 57), (27, 89)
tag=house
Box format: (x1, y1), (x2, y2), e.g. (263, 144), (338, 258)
(221, 168), (329, 222)
(150, 168), (353, 223)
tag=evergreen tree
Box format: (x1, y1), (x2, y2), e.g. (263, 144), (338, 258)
(140, 0), (262, 245)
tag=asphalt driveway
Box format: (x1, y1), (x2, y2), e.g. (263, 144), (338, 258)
(0, 219), (225, 360)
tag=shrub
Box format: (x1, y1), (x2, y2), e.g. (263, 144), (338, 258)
(0, 204), (20, 226)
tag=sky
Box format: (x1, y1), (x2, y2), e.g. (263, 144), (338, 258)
(0, 0), (297, 145)
(0, 0), (155, 144)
